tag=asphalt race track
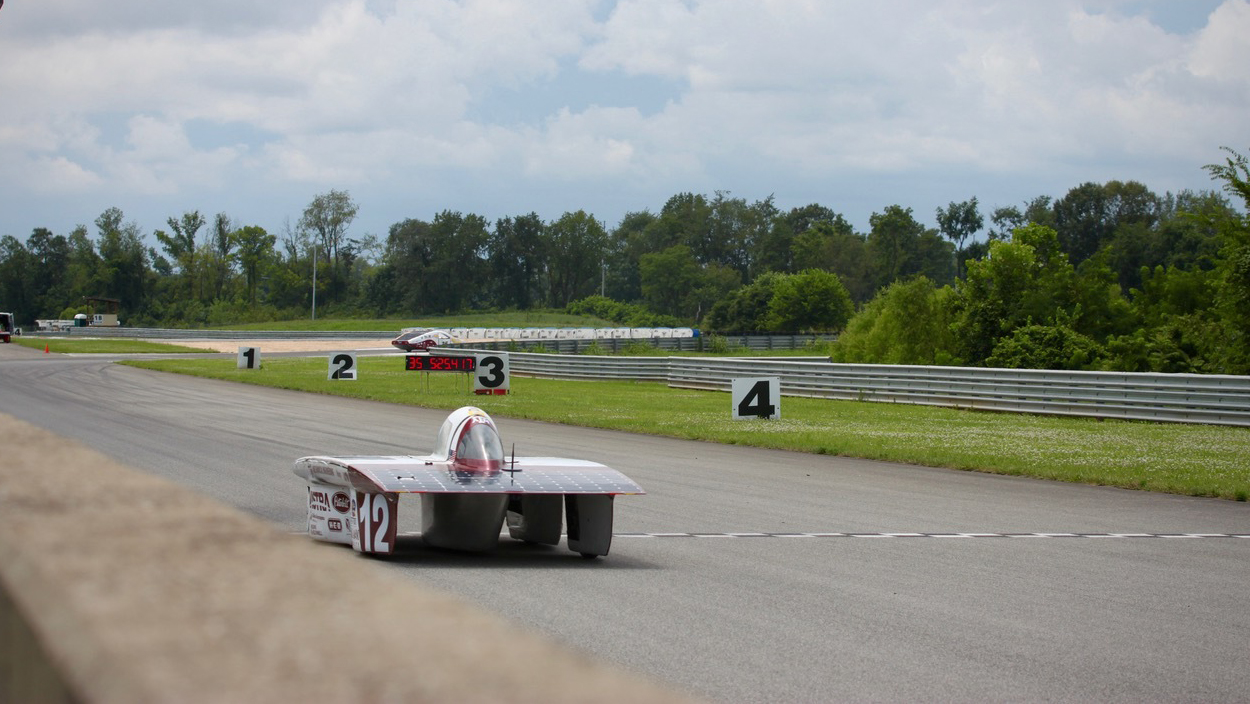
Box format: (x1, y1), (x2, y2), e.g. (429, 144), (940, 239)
(3, 345), (1249, 702)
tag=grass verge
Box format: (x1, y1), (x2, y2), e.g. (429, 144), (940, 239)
(121, 356), (1250, 501)
(16, 337), (208, 354)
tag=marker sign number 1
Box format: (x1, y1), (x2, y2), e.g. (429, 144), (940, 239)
(237, 346), (260, 369)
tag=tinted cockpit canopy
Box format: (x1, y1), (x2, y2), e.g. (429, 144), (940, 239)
(451, 417), (504, 472)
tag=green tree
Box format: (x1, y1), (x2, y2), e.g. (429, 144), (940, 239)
(1161, 191), (1228, 269)
(640, 244), (701, 318)
(298, 190), (359, 304)
(766, 269), (854, 332)
(691, 262), (742, 324)
(951, 225), (1057, 364)
(832, 277), (960, 365)
(152, 211), (205, 300)
(1131, 264), (1215, 329)
(64, 225), (102, 304)
(1023, 195), (1058, 230)
(207, 212), (237, 300)
(935, 196), (983, 277)
(704, 193), (773, 277)
(791, 218), (874, 303)
(94, 207), (151, 317)
(868, 205), (919, 287)
(867, 205), (954, 290)
(234, 225), (276, 304)
(988, 205), (1025, 241)
(372, 218), (433, 315)
(784, 203), (841, 235)
(1104, 324), (1206, 373)
(740, 196), (784, 276)
(985, 324), (1107, 370)
(1206, 146), (1250, 206)
(488, 213), (547, 309)
(1202, 146), (1250, 372)
(547, 210), (607, 307)
(607, 210), (658, 301)
(0, 236), (33, 322)
(705, 272), (784, 332)
(26, 228), (72, 317)
(1052, 181), (1158, 269)
(951, 221), (1130, 368)
(427, 211), (489, 313)
(643, 193), (710, 259)
(700, 191), (747, 269)
(989, 196), (1057, 240)
(1052, 182), (1111, 267)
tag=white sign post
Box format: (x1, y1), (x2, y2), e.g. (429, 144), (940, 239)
(731, 377), (780, 420)
(474, 352), (510, 395)
(237, 346), (260, 370)
(328, 352), (358, 380)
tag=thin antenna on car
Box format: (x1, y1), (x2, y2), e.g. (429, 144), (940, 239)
(504, 443), (521, 482)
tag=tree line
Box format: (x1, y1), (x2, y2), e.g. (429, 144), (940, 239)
(1, 149), (1246, 373)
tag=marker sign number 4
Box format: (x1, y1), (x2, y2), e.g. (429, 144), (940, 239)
(731, 377), (780, 420)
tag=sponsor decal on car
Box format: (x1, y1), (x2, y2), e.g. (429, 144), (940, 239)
(332, 492), (351, 514)
(309, 488), (333, 513)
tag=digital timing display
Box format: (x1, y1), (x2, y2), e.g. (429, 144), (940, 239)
(405, 355), (477, 372)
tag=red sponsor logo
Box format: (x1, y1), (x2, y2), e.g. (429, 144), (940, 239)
(332, 492), (351, 514)
(328, 518), (343, 532)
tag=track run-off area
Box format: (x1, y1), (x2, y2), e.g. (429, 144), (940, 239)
(2, 342), (1248, 702)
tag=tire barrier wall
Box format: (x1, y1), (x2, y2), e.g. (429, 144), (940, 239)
(0, 413), (700, 704)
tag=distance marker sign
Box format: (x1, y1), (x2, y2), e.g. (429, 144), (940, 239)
(474, 353), (510, 394)
(731, 377), (780, 420)
(237, 346), (260, 369)
(328, 352), (357, 380)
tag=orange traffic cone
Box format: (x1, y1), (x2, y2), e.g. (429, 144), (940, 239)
(44, 343), (49, 353)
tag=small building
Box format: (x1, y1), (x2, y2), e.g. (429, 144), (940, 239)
(83, 297), (121, 326)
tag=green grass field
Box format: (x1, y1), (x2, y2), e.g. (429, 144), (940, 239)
(123, 355), (1250, 501)
(15, 337), (207, 354)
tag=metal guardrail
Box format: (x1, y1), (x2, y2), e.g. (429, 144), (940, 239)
(439, 351), (1250, 427)
(464, 334), (831, 354)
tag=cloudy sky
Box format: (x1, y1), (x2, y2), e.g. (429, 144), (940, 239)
(0, 0), (1245, 249)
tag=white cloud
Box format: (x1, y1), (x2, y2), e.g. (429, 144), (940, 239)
(1188, 0), (1250, 81)
(0, 0), (1245, 239)
(29, 156), (103, 192)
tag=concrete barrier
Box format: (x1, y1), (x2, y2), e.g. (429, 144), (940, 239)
(0, 413), (700, 703)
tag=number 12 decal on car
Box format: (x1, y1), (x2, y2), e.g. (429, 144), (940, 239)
(352, 491), (397, 555)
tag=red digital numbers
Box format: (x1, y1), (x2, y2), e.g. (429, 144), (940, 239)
(405, 355), (476, 372)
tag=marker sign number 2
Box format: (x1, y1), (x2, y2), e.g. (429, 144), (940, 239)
(328, 352), (357, 380)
